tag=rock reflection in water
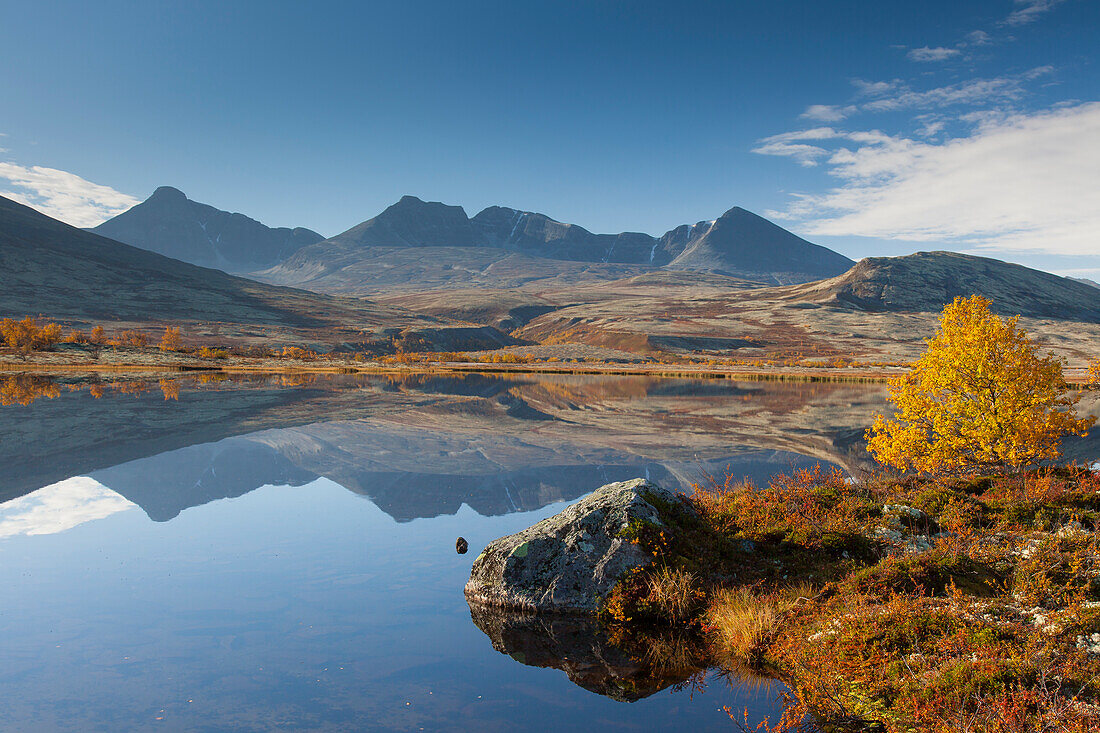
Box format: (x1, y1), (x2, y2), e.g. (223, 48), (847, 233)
(468, 604), (711, 702)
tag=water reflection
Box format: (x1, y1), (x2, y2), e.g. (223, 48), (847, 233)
(1, 371), (1096, 730)
(0, 371), (891, 515)
(469, 606), (710, 702)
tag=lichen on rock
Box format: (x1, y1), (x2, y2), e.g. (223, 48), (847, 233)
(464, 478), (684, 613)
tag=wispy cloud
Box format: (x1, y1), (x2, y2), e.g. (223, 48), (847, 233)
(758, 103), (1100, 258)
(800, 104), (858, 122)
(1002, 0), (1066, 26)
(858, 68), (1051, 112)
(965, 30), (993, 45)
(0, 163), (139, 227)
(752, 127), (841, 167)
(907, 46), (962, 62)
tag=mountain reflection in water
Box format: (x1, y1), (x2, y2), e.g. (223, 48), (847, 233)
(0, 371), (893, 521)
(2, 372), (1097, 729)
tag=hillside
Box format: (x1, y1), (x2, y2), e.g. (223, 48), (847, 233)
(91, 186), (323, 271)
(784, 251), (1100, 321)
(507, 253), (1100, 366)
(0, 194), (514, 350)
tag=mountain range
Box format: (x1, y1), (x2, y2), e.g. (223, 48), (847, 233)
(267, 194), (856, 286)
(93, 189), (855, 286)
(4, 186), (1099, 367)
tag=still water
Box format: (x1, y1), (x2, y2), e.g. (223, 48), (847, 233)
(1, 372), (1094, 731)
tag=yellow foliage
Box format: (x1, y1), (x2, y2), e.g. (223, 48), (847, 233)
(867, 296), (1094, 474)
(0, 317), (62, 354)
(280, 346), (316, 360)
(1088, 359), (1100, 386)
(159, 326), (182, 352)
(114, 330), (149, 348)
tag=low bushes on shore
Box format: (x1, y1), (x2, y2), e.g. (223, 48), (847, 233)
(604, 465), (1100, 731)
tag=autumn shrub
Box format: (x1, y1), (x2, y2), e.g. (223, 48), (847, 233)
(159, 326), (182, 351)
(1012, 533), (1100, 608)
(89, 326), (106, 345)
(116, 330), (149, 348)
(63, 329), (88, 344)
(693, 465), (879, 553)
(0, 316), (62, 355)
(281, 346), (317, 360)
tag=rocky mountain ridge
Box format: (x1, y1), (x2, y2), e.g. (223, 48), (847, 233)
(278, 195), (854, 286)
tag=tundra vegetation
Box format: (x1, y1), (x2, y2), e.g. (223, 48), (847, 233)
(600, 297), (1100, 732)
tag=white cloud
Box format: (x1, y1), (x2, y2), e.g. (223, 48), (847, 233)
(801, 104), (857, 122)
(907, 46), (962, 62)
(0, 163), (139, 227)
(861, 72), (1047, 112)
(852, 79), (900, 97)
(0, 476), (135, 539)
(965, 30), (993, 45)
(758, 103), (1100, 258)
(751, 127), (841, 166)
(1003, 0), (1066, 26)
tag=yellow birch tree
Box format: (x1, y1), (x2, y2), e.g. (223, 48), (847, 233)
(867, 295), (1094, 474)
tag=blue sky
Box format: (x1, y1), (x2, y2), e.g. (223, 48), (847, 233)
(1, 0), (1097, 277)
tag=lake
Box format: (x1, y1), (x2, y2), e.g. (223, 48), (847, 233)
(1, 372), (1095, 731)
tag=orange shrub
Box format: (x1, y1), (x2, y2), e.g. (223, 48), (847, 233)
(116, 330), (149, 348)
(0, 317), (62, 354)
(159, 327), (182, 352)
(280, 346), (317, 360)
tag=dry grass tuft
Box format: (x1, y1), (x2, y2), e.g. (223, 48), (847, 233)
(644, 566), (700, 623)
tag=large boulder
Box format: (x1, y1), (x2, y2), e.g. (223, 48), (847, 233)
(464, 478), (682, 613)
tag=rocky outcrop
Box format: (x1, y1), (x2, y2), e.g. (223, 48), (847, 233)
(464, 478), (683, 613)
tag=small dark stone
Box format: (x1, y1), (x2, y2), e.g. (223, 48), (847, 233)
(456, 537), (469, 554)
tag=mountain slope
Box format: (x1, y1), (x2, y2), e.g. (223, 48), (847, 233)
(785, 251), (1100, 322)
(91, 186), (323, 271)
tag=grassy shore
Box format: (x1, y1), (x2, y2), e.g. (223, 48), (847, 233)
(4, 339), (1097, 384)
(606, 466), (1100, 731)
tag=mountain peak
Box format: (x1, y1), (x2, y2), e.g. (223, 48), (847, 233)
(149, 185), (187, 202)
(92, 188), (322, 271)
(717, 205), (751, 219)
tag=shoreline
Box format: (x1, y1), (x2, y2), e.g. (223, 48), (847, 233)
(0, 358), (904, 383)
(1, 357), (1095, 386)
